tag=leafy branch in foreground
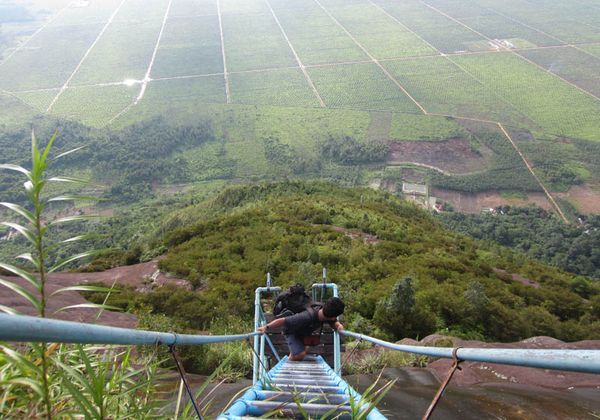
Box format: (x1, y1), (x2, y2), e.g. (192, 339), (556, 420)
(0, 132), (124, 418)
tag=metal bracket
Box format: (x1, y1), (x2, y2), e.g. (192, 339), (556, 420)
(422, 346), (463, 420)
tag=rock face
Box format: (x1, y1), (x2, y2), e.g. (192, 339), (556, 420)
(400, 334), (600, 389)
(0, 260), (190, 328)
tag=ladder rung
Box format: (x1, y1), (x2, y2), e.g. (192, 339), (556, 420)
(247, 400), (352, 417)
(273, 378), (339, 386)
(268, 384), (345, 393)
(259, 390), (349, 404)
(271, 375), (336, 382)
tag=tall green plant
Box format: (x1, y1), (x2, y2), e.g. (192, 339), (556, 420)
(0, 132), (114, 418)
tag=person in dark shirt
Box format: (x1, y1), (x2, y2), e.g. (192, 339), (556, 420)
(257, 297), (345, 361)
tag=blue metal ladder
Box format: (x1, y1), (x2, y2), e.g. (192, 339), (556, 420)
(219, 280), (386, 419)
(218, 355), (385, 419)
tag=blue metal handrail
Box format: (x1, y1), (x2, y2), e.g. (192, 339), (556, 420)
(253, 285), (281, 384)
(0, 313), (257, 345)
(341, 330), (600, 374)
(312, 282), (341, 373)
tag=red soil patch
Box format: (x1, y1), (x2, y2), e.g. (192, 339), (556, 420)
(388, 138), (489, 174)
(493, 268), (540, 288)
(0, 261), (190, 327)
(433, 188), (553, 213)
(557, 184), (600, 214)
(399, 335), (600, 389)
(55, 260), (191, 292)
(0, 275), (137, 328)
(316, 224), (379, 244)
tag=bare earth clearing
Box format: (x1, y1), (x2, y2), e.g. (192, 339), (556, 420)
(432, 188), (553, 213)
(388, 138), (490, 175)
(558, 184), (600, 214)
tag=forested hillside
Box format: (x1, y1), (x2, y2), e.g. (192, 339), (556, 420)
(118, 182), (600, 343)
(440, 206), (600, 279)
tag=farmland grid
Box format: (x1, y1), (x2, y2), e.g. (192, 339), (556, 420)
(0, 3), (72, 69)
(46, 0), (129, 112)
(418, 0), (600, 101)
(312, 0), (427, 113)
(264, 0), (326, 107)
(217, 0), (232, 103)
(369, 0), (567, 220)
(1, 0), (599, 219)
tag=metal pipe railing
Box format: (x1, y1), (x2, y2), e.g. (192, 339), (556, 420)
(0, 314), (257, 345)
(313, 282), (341, 374)
(341, 330), (600, 374)
(253, 285), (281, 384)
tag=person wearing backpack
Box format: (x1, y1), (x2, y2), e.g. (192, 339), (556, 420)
(257, 285), (345, 361)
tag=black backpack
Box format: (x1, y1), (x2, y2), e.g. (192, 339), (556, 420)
(273, 283), (312, 318)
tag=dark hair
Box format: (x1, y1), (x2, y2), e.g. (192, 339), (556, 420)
(323, 297), (344, 318)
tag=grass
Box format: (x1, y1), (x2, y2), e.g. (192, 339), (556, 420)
(151, 15), (223, 78)
(308, 62), (421, 112)
(499, 191), (528, 200)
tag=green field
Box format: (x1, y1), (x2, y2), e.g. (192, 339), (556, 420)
(308, 62), (420, 112)
(1, 0), (600, 209)
(519, 47), (600, 98)
(267, 0), (368, 65)
(50, 85), (139, 127)
(316, 0), (437, 59)
(453, 53), (600, 139)
(230, 69), (320, 107)
(0, 23), (105, 91)
(152, 15), (223, 78)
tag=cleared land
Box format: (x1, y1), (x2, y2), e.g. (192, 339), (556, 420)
(388, 138), (491, 174)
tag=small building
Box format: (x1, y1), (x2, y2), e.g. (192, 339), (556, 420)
(402, 182), (428, 196)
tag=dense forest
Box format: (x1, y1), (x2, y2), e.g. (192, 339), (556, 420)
(0, 118), (214, 203)
(86, 182), (600, 346)
(440, 206), (600, 280)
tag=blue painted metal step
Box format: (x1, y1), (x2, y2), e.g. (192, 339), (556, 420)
(218, 356), (386, 419)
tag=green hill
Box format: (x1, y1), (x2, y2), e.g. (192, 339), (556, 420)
(151, 182), (599, 342)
